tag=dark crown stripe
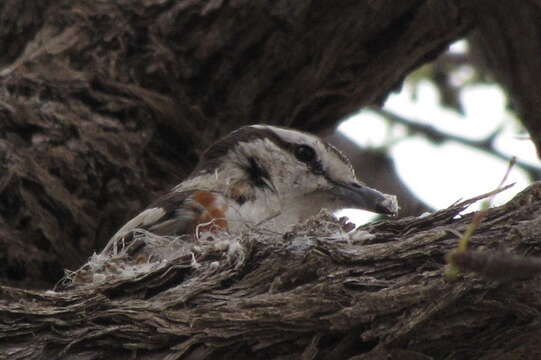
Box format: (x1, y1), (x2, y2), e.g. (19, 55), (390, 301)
(192, 126), (290, 175)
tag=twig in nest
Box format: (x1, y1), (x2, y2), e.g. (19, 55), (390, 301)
(446, 157), (516, 280)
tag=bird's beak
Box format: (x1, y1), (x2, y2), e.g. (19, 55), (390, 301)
(332, 181), (399, 215)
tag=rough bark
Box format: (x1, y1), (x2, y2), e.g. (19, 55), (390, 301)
(2, 182), (541, 360)
(0, 0), (477, 288)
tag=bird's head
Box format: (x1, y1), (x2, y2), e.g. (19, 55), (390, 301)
(184, 125), (398, 224)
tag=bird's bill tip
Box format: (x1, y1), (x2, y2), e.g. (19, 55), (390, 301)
(335, 182), (399, 216)
(373, 192), (400, 215)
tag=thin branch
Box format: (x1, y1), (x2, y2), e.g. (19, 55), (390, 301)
(372, 107), (541, 180)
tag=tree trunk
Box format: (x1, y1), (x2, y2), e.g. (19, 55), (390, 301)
(1, 183), (541, 359)
(469, 1), (541, 157)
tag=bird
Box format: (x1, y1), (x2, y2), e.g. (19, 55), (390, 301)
(102, 125), (398, 255)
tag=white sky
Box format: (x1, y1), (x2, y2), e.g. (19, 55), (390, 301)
(336, 41), (540, 225)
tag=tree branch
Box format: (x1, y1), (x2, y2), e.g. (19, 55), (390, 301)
(373, 107), (541, 180)
(469, 1), (541, 158)
(2, 183), (541, 359)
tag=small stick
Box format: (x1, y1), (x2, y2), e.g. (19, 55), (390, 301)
(446, 157), (516, 279)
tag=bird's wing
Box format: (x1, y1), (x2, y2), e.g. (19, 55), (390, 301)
(102, 190), (199, 255)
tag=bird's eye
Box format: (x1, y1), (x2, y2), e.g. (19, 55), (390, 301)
(294, 145), (316, 163)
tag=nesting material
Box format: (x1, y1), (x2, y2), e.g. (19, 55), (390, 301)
(60, 210), (368, 289)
